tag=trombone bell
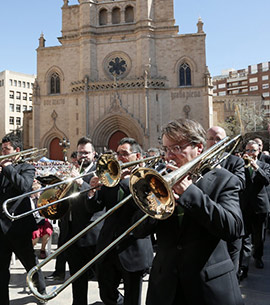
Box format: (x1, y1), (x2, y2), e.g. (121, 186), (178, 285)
(129, 168), (174, 220)
(37, 188), (69, 220)
(96, 153), (121, 187)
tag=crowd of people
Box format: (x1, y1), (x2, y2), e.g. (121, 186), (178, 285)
(1, 119), (270, 305)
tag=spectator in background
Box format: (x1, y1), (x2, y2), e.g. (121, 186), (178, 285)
(254, 137), (270, 164)
(31, 180), (53, 259)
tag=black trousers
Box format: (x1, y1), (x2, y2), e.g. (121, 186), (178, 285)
(66, 242), (96, 305)
(96, 250), (143, 305)
(0, 229), (46, 305)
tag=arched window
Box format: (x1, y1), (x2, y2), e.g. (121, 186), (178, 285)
(179, 63), (191, 87)
(50, 72), (60, 94)
(112, 7), (121, 24)
(99, 8), (107, 25)
(125, 6), (134, 23)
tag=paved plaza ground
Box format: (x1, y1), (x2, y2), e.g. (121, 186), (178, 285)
(9, 231), (270, 305)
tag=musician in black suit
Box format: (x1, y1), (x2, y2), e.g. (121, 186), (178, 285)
(207, 126), (245, 272)
(58, 137), (104, 305)
(89, 138), (153, 305)
(134, 119), (244, 305)
(239, 140), (270, 277)
(0, 134), (46, 305)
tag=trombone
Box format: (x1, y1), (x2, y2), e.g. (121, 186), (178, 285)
(0, 147), (47, 163)
(2, 153), (160, 221)
(26, 135), (240, 302)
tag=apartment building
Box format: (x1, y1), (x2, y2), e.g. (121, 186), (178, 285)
(0, 70), (35, 137)
(213, 61), (270, 115)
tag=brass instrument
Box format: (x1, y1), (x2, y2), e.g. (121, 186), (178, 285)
(243, 155), (254, 168)
(0, 147), (47, 163)
(2, 153), (159, 221)
(26, 135), (240, 303)
(129, 134), (241, 219)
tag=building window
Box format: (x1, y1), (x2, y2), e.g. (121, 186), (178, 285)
(218, 91), (226, 96)
(29, 93), (32, 101)
(14, 80), (17, 86)
(23, 105), (27, 111)
(179, 63), (191, 86)
(262, 84), (269, 90)
(29, 106), (33, 110)
(23, 81), (26, 88)
(9, 79), (13, 86)
(250, 64), (258, 74)
(27, 82), (30, 88)
(16, 105), (21, 112)
(23, 92), (27, 100)
(50, 72), (60, 94)
(112, 7), (121, 24)
(250, 86), (258, 91)
(125, 6), (134, 23)
(16, 117), (21, 125)
(249, 77), (258, 83)
(9, 91), (14, 99)
(263, 92), (270, 97)
(99, 9), (107, 25)
(262, 75), (269, 81)
(218, 83), (226, 89)
(9, 117), (14, 125)
(16, 92), (21, 100)
(9, 104), (14, 112)
(262, 62), (269, 72)
(18, 81), (21, 87)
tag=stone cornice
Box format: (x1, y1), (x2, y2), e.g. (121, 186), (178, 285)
(70, 76), (167, 92)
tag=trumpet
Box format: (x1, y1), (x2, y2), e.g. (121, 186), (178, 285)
(243, 155), (254, 168)
(26, 135), (240, 302)
(2, 153), (160, 221)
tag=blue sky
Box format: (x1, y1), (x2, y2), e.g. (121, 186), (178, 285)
(0, 0), (269, 76)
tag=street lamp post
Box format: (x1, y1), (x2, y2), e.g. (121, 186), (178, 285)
(59, 137), (70, 162)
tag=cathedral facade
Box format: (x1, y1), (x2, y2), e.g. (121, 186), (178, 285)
(32, 0), (212, 158)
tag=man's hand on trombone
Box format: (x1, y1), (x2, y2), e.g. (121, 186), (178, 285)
(88, 176), (102, 198)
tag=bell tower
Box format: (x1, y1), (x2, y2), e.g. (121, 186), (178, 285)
(136, 0), (175, 29)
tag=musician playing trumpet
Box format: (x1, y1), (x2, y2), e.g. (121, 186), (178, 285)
(238, 140), (270, 278)
(0, 134), (46, 304)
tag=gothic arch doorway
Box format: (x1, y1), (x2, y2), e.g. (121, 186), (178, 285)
(50, 137), (63, 160)
(108, 131), (128, 151)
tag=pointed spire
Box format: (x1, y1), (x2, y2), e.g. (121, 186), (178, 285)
(63, 0), (69, 7)
(39, 32), (46, 48)
(197, 17), (204, 33)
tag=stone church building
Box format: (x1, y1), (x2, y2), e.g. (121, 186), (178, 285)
(29, 0), (212, 159)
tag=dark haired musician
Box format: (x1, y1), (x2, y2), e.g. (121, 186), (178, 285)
(206, 126), (245, 273)
(238, 140), (270, 279)
(0, 134), (46, 305)
(48, 136), (105, 305)
(134, 119), (244, 305)
(89, 137), (153, 305)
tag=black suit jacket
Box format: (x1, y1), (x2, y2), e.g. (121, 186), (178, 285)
(258, 152), (270, 164)
(241, 160), (270, 214)
(89, 178), (153, 272)
(0, 163), (36, 236)
(220, 153), (245, 190)
(136, 168), (244, 305)
(61, 163), (105, 247)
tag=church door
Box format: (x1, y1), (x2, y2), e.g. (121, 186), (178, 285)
(50, 137), (63, 160)
(108, 131), (127, 152)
